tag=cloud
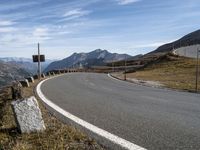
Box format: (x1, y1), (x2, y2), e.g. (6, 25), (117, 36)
(117, 0), (141, 5)
(0, 20), (15, 26)
(62, 8), (91, 21)
(0, 27), (16, 33)
(129, 39), (178, 49)
(0, 27), (51, 47)
(33, 27), (49, 38)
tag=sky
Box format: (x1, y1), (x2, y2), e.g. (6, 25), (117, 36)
(0, 0), (200, 59)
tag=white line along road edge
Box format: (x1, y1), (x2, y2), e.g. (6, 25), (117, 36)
(36, 75), (147, 150)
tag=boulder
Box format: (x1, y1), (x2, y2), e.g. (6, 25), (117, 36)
(19, 79), (30, 87)
(11, 96), (46, 133)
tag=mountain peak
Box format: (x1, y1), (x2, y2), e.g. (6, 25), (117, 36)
(94, 49), (103, 52)
(44, 49), (132, 72)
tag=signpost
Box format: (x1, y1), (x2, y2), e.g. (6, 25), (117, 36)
(32, 43), (45, 80)
(32, 55), (45, 62)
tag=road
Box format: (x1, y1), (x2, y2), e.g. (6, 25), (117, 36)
(40, 73), (200, 150)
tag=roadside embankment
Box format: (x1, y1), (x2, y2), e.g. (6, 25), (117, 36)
(0, 73), (105, 150)
(111, 53), (200, 92)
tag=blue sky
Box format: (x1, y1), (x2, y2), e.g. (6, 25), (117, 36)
(0, 0), (200, 59)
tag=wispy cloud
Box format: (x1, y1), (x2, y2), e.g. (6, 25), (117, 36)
(0, 27), (16, 33)
(0, 20), (15, 26)
(117, 0), (141, 5)
(0, 0), (200, 59)
(62, 8), (91, 21)
(33, 27), (49, 38)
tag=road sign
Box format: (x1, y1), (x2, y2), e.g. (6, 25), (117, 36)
(32, 43), (45, 80)
(32, 55), (45, 62)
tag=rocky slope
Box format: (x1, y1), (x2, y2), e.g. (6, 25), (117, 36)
(44, 49), (131, 72)
(0, 61), (30, 88)
(0, 57), (55, 74)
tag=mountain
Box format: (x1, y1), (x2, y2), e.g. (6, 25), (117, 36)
(0, 57), (55, 74)
(151, 29), (200, 54)
(44, 49), (131, 72)
(0, 61), (30, 88)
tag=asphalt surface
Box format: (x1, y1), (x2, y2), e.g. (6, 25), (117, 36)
(41, 73), (200, 150)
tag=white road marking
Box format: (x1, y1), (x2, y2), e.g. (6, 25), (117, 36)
(108, 73), (123, 82)
(36, 75), (147, 150)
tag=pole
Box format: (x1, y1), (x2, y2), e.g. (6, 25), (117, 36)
(124, 55), (127, 81)
(38, 43), (41, 80)
(196, 48), (199, 92)
(112, 62), (114, 72)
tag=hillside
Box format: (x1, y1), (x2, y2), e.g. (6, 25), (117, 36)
(107, 29), (200, 74)
(0, 61), (30, 88)
(44, 49), (131, 72)
(150, 29), (200, 54)
(113, 53), (200, 92)
(0, 57), (55, 74)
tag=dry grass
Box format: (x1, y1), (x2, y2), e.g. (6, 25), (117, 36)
(0, 78), (104, 150)
(114, 54), (200, 92)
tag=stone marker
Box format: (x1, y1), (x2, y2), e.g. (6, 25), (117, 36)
(19, 79), (30, 87)
(11, 96), (46, 133)
(46, 72), (51, 76)
(41, 73), (46, 78)
(26, 77), (35, 83)
(33, 75), (39, 80)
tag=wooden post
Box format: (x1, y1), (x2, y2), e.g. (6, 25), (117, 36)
(124, 55), (127, 81)
(112, 59), (114, 73)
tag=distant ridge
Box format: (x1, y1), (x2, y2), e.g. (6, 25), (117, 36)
(0, 57), (55, 74)
(44, 49), (131, 72)
(0, 61), (30, 87)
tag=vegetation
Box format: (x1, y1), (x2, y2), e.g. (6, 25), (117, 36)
(0, 80), (104, 150)
(114, 53), (200, 92)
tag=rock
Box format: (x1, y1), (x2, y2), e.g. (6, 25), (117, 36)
(11, 96), (46, 133)
(26, 77), (34, 83)
(11, 82), (23, 100)
(19, 79), (30, 87)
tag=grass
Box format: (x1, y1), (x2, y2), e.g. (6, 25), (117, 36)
(0, 78), (105, 150)
(114, 54), (200, 92)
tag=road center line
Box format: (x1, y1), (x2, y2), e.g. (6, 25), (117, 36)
(36, 75), (147, 150)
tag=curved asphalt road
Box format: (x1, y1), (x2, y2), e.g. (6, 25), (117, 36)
(41, 73), (200, 150)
